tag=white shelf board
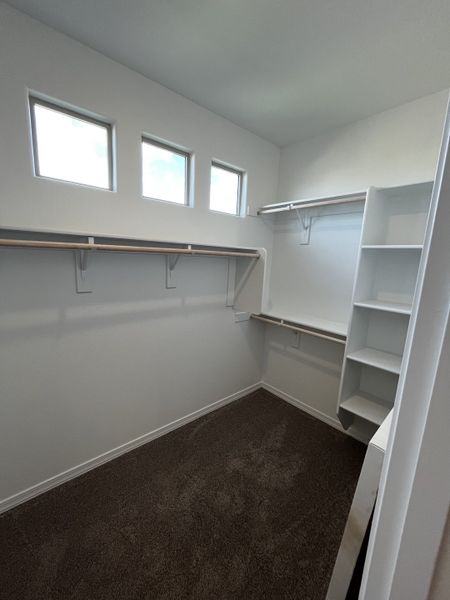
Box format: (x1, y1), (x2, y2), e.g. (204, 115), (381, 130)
(361, 244), (423, 250)
(347, 348), (402, 374)
(341, 393), (392, 426)
(354, 299), (412, 315)
(262, 310), (347, 336)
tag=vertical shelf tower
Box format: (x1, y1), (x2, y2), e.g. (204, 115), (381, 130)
(337, 182), (433, 433)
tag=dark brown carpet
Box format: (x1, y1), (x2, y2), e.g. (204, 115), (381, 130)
(0, 389), (365, 600)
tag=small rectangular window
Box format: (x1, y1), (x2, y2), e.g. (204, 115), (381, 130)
(142, 137), (189, 205)
(29, 96), (113, 190)
(210, 162), (243, 215)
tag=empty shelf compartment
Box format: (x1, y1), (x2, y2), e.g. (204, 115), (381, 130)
(347, 348), (402, 374)
(354, 248), (420, 312)
(361, 182), (432, 246)
(341, 392), (392, 426)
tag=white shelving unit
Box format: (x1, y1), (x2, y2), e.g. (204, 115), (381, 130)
(337, 182), (433, 431)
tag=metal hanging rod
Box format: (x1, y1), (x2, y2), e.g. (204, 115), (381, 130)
(0, 238), (260, 259)
(251, 313), (347, 344)
(257, 192), (366, 215)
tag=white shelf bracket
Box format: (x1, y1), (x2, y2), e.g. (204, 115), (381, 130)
(293, 206), (312, 245)
(234, 311), (250, 322)
(165, 254), (181, 289)
(75, 236), (94, 293)
(226, 257), (237, 307)
(290, 330), (301, 348)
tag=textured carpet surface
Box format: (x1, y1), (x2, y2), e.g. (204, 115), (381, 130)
(0, 389), (365, 600)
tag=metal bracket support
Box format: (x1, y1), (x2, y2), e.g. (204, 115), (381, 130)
(166, 254), (181, 289)
(293, 206), (312, 245)
(234, 311), (250, 322)
(75, 236), (94, 293)
(290, 330), (301, 348)
(226, 257), (237, 307)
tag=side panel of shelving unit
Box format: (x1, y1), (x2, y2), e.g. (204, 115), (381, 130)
(336, 186), (374, 432)
(233, 247), (269, 315)
(337, 182), (433, 436)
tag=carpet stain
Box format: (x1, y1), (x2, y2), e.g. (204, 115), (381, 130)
(0, 389), (365, 600)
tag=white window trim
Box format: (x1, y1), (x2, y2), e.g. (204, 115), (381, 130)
(29, 95), (114, 191)
(210, 161), (245, 217)
(141, 136), (191, 206)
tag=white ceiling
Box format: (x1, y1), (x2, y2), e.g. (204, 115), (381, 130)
(7, 0), (450, 146)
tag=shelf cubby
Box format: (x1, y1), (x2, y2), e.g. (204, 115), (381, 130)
(361, 182), (432, 246)
(339, 362), (397, 427)
(355, 246), (422, 310)
(340, 393), (392, 427)
(346, 307), (409, 374)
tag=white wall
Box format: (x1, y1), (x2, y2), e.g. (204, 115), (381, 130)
(0, 3), (279, 248)
(0, 4), (278, 508)
(262, 90), (448, 432)
(277, 89), (448, 202)
(265, 207), (364, 330)
(0, 249), (265, 506)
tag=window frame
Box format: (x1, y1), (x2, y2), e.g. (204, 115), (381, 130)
(29, 95), (114, 191)
(141, 135), (191, 206)
(209, 161), (244, 216)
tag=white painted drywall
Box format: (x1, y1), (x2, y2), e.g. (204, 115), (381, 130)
(0, 5), (278, 507)
(265, 207), (364, 330)
(0, 249), (265, 505)
(277, 89), (448, 202)
(262, 90), (448, 429)
(0, 3), (279, 248)
(262, 326), (345, 427)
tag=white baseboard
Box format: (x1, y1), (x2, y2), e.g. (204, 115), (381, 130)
(261, 381), (343, 431)
(1, 381), (368, 515)
(0, 382), (261, 515)
(261, 381), (368, 444)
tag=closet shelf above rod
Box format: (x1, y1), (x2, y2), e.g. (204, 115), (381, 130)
(257, 191), (366, 215)
(0, 238), (260, 259)
(250, 313), (347, 344)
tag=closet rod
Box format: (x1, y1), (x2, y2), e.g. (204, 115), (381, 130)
(251, 314), (347, 344)
(257, 192), (366, 215)
(0, 238), (259, 259)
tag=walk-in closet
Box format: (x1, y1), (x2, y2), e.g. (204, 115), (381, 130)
(1, 2), (450, 599)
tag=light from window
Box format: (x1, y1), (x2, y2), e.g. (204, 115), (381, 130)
(210, 163), (242, 215)
(142, 138), (189, 205)
(29, 97), (112, 190)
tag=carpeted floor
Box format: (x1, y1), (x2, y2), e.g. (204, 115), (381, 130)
(0, 389), (365, 600)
